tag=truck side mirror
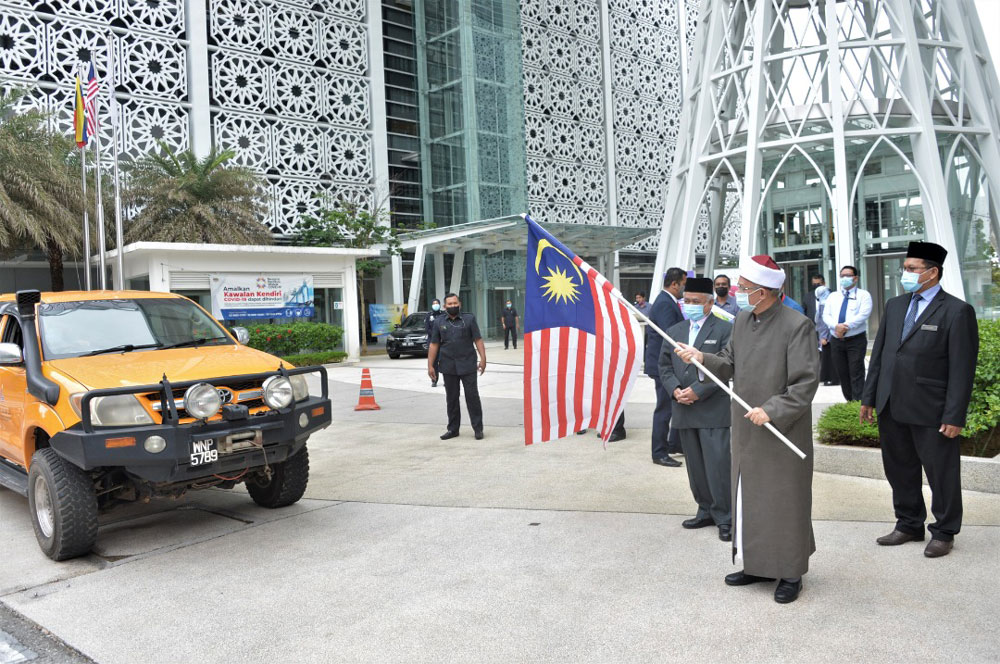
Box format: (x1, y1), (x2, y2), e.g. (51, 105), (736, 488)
(232, 327), (250, 345)
(0, 342), (23, 365)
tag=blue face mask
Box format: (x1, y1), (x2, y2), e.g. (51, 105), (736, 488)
(840, 276), (855, 290)
(736, 289), (760, 312)
(683, 303), (706, 321)
(432, 303), (440, 311)
(900, 271), (922, 293)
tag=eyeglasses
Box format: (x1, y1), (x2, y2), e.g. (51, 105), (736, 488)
(735, 284), (762, 293)
(898, 267), (930, 275)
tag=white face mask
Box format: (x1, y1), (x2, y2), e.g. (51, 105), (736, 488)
(815, 285), (829, 299)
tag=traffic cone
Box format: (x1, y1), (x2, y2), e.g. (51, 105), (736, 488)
(354, 368), (381, 411)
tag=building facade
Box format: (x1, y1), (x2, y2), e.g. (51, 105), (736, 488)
(657, 0), (1000, 324)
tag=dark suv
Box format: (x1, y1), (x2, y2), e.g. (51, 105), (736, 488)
(385, 312), (430, 359)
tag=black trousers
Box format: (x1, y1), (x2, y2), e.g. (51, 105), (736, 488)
(830, 333), (866, 400)
(878, 401), (963, 541)
(651, 376), (681, 458)
(443, 372), (484, 434)
(819, 342), (839, 384)
(504, 326), (518, 349)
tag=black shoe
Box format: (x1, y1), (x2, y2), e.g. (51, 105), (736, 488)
(725, 571), (776, 586)
(504, 346), (508, 350)
(682, 516), (714, 529)
(607, 432), (626, 442)
(718, 525), (732, 542)
(431, 381), (437, 387)
(653, 456), (681, 467)
(474, 430), (484, 440)
(576, 429), (588, 435)
(440, 431), (459, 440)
(774, 579), (803, 604)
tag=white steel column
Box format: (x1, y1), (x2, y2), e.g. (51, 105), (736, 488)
(825, 1), (856, 275)
(433, 251), (446, 300)
(738, 0), (772, 257)
(597, 0), (618, 230)
(888, 0), (963, 297)
(343, 260), (361, 360)
(407, 244), (426, 313)
(391, 254), (404, 303)
(449, 250), (465, 295)
(184, 0), (211, 158)
(366, 0), (391, 204)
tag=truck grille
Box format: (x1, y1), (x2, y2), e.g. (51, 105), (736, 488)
(140, 383), (268, 421)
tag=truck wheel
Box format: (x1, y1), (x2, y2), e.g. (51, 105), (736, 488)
(246, 445), (309, 508)
(27, 448), (98, 561)
(387, 352), (400, 359)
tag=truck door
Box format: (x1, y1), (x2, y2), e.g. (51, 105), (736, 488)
(0, 315), (27, 465)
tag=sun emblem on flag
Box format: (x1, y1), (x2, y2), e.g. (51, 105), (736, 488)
(540, 266), (581, 304)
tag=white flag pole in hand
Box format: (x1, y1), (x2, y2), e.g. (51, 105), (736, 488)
(613, 292), (807, 461)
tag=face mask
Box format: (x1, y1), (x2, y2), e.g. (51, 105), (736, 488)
(506, 303), (512, 309)
(736, 289), (760, 312)
(683, 303), (706, 321)
(839, 276), (855, 290)
(815, 285), (829, 299)
(432, 303), (440, 311)
(446, 306), (460, 317)
(900, 271), (922, 293)
(715, 286), (729, 298)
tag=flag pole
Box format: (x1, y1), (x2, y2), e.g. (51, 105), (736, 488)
(107, 47), (124, 290)
(91, 73), (107, 290)
(80, 147), (92, 291)
(613, 292), (807, 460)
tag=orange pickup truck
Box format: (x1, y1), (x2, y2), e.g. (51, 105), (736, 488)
(0, 290), (332, 560)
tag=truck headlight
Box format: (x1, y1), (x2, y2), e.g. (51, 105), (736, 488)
(184, 383), (223, 420)
(71, 393), (154, 426)
(262, 375), (294, 409)
(290, 374), (309, 402)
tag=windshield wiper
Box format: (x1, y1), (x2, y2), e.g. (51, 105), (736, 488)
(82, 343), (163, 357)
(160, 337), (229, 350)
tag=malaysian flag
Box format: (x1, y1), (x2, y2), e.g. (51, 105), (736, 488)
(523, 215), (642, 445)
(84, 62), (99, 138)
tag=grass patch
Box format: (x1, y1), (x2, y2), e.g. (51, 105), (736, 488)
(816, 401), (880, 447)
(279, 351), (348, 366)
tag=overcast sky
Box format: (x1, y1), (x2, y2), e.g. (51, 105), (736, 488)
(974, 0), (1000, 72)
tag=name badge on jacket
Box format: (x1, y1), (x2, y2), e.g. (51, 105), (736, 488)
(921, 324), (938, 332)
(703, 339), (718, 345)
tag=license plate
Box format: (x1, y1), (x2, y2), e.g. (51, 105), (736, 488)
(190, 438), (218, 466)
(403, 340), (413, 346)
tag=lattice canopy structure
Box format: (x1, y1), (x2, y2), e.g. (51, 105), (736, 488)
(655, 0), (1000, 316)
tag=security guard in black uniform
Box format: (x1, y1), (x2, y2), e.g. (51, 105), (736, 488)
(428, 293), (487, 440)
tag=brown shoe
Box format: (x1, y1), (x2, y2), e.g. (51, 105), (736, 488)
(924, 539), (953, 558)
(876, 530), (924, 546)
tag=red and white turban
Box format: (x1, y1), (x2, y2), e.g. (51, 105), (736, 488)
(739, 254), (786, 289)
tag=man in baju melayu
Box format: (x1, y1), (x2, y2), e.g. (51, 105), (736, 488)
(675, 255), (820, 604)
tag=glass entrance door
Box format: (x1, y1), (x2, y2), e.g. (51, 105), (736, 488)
(776, 259), (822, 311)
(864, 253), (905, 334)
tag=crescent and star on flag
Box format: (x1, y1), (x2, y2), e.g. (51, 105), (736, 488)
(534, 238), (583, 305)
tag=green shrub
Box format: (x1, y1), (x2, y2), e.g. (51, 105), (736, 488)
(279, 351), (348, 366)
(246, 322), (343, 357)
(816, 401), (880, 447)
(965, 319), (1000, 457)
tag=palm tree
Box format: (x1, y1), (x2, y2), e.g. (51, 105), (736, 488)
(125, 144), (273, 244)
(0, 89), (95, 290)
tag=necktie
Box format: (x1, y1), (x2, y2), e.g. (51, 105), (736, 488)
(837, 290), (850, 324)
(689, 322), (700, 346)
(901, 293), (922, 340)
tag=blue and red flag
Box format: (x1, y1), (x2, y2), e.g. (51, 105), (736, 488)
(523, 214), (642, 445)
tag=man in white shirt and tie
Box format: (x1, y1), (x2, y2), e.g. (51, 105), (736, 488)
(822, 265), (873, 401)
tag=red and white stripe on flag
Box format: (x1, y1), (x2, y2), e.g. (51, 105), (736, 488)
(524, 256), (641, 445)
(84, 69), (99, 138)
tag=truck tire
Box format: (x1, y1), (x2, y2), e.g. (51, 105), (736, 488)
(245, 444), (309, 508)
(27, 448), (98, 561)
(387, 352), (401, 359)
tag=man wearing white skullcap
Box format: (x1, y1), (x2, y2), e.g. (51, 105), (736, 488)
(675, 254), (820, 604)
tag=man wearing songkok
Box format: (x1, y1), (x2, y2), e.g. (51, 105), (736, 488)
(861, 241), (978, 558)
(675, 255), (819, 604)
(659, 277), (734, 542)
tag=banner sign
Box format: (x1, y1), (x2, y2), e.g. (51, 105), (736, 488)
(210, 273), (315, 320)
(368, 304), (407, 336)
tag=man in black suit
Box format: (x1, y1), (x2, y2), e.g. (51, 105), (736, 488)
(803, 273), (824, 322)
(660, 277), (734, 541)
(644, 267), (687, 467)
(861, 241), (978, 558)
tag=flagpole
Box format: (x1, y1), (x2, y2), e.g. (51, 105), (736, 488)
(613, 292), (807, 460)
(108, 47), (124, 290)
(80, 147), (92, 291)
(91, 78), (107, 291)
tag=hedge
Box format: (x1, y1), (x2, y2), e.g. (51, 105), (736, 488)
(279, 351), (348, 366)
(816, 319), (1000, 458)
(247, 322), (343, 357)
(816, 401), (880, 447)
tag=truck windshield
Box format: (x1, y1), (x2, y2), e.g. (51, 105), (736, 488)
(38, 298), (233, 360)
